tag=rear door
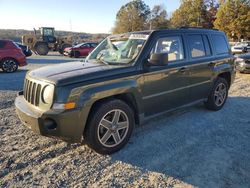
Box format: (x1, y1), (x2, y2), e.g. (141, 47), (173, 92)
(185, 34), (214, 101)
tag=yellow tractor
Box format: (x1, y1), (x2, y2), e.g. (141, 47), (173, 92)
(22, 27), (73, 55)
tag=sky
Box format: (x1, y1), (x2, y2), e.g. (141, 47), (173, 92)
(0, 0), (180, 33)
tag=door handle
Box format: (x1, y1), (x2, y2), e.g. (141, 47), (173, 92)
(178, 67), (188, 73)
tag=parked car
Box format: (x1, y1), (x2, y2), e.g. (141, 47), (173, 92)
(15, 28), (235, 154)
(15, 42), (32, 57)
(0, 40), (27, 73)
(64, 42), (98, 58)
(231, 41), (250, 54)
(235, 53), (250, 73)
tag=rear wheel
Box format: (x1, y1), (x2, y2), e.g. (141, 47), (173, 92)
(243, 47), (247, 53)
(85, 99), (134, 154)
(1, 58), (18, 73)
(35, 43), (49, 55)
(205, 77), (229, 111)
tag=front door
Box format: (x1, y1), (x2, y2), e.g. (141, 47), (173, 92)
(141, 35), (191, 117)
(80, 44), (91, 56)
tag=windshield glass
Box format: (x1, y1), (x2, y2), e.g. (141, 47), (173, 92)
(235, 42), (249, 46)
(86, 33), (149, 64)
(74, 43), (85, 48)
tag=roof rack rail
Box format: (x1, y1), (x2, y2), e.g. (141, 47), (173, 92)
(179, 27), (219, 31)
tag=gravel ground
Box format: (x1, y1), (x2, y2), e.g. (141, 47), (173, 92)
(0, 53), (250, 188)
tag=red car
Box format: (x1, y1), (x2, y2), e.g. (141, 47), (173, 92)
(0, 40), (27, 73)
(64, 42), (98, 58)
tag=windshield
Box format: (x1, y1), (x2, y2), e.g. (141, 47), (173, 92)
(74, 43), (85, 48)
(235, 42), (250, 47)
(86, 33), (149, 64)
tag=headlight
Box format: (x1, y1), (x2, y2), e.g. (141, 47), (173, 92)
(42, 85), (54, 104)
(235, 58), (244, 63)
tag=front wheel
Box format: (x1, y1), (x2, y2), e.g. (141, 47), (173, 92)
(85, 100), (134, 154)
(205, 77), (229, 111)
(35, 43), (49, 55)
(1, 58), (18, 73)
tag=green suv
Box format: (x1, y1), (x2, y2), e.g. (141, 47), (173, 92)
(15, 28), (235, 154)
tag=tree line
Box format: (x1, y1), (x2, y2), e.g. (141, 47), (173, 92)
(112, 0), (250, 41)
(0, 29), (108, 43)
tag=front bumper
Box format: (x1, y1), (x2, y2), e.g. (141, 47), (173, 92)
(236, 63), (250, 73)
(15, 95), (89, 143)
(17, 55), (27, 66)
(63, 50), (72, 56)
(232, 48), (244, 54)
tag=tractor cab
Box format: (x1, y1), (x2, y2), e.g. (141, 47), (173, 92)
(22, 27), (72, 55)
(40, 27), (56, 43)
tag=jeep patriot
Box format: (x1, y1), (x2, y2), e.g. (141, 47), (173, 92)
(15, 28), (236, 154)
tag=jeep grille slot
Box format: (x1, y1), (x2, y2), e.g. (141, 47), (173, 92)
(23, 78), (42, 107)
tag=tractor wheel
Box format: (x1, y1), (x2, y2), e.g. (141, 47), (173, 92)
(59, 43), (71, 54)
(35, 43), (49, 55)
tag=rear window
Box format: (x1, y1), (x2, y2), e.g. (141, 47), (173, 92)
(187, 35), (206, 58)
(211, 35), (229, 55)
(0, 41), (6, 48)
(203, 35), (211, 56)
(90, 43), (98, 48)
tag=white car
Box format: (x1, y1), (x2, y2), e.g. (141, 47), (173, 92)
(231, 41), (250, 54)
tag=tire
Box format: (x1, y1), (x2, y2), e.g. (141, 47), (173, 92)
(205, 77), (229, 111)
(59, 43), (71, 54)
(1, 58), (18, 73)
(35, 43), (49, 55)
(73, 51), (80, 58)
(243, 47), (247, 53)
(84, 99), (134, 154)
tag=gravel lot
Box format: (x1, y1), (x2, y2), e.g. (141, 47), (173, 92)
(0, 53), (250, 188)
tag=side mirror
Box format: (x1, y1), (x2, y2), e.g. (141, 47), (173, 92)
(148, 53), (168, 66)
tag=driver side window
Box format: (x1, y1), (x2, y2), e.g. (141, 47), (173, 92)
(152, 36), (184, 62)
(81, 44), (90, 48)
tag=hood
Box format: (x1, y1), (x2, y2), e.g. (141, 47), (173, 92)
(64, 47), (72, 51)
(28, 61), (128, 86)
(72, 47), (82, 50)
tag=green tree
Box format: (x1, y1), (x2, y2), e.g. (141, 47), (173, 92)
(203, 0), (219, 28)
(214, 0), (250, 40)
(112, 0), (150, 34)
(170, 0), (209, 28)
(169, 0), (218, 28)
(149, 5), (169, 29)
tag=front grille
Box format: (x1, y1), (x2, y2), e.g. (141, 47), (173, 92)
(23, 79), (42, 106)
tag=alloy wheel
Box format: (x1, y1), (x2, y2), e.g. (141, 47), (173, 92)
(214, 83), (227, 106)
(2, 59), (18, 73)
(97, 109), (129, 148)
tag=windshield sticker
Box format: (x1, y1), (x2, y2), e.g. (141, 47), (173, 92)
(129, 34), (149, 40)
